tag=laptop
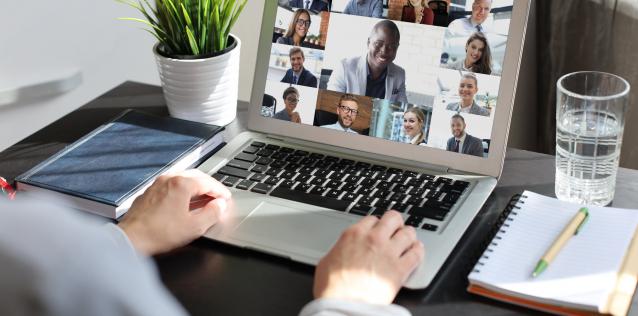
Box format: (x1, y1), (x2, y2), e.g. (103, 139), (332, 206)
(198, 0), (530, 289)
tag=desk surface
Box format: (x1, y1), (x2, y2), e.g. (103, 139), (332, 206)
(1, 82), (637, 316)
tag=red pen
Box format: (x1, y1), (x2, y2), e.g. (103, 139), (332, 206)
(0, 177), (16, 200)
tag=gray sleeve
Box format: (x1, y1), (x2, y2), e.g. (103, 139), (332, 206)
(327, 58), (348, 93)
(0, 198), (188, 316)
(343, 0), (353, 14)
(299, 298), (411, 316)
(372, 0), (383, 18)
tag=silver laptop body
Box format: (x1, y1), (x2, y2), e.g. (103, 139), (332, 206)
(198, 0), (531, 289)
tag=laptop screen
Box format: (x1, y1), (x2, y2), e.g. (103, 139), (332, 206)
(261, 0), (515, 159)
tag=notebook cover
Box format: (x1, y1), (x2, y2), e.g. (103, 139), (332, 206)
(15, 109), (224, 206)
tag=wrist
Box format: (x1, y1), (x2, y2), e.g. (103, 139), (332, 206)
(118, 220), (158, 256)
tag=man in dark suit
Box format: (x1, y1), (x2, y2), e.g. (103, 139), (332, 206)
(445, 114), (484, 157)
(281, 47), (318, 88)
(289, 0), (330, 11)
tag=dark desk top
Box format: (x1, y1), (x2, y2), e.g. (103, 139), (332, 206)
(1, 82), (637, 316)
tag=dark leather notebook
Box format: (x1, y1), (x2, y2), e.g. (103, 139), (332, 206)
(15, 109), (224, 218)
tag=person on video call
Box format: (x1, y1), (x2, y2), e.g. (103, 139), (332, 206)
(447, 0), (493, 35)
(446, 114), (484, 157)
(274, 86), (303, 123)
(321, 93), (361, 134)
(289, 0), (330, 11)
(328, 20), (407, 103)
(0, 169), (424, 315)
(445, 32), (492, 75)
(446, 73), (490, 117)
(277, 9), (312, 47)
(402, 107), (427, 145)
(343, 0), (383, 18)
(401, 0), (434, 25)
(281, 47), (318, 88)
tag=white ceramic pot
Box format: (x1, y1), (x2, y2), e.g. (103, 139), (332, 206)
(153, 34), (241, 126)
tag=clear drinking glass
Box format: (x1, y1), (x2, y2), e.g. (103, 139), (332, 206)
(555, 71), (630, 206)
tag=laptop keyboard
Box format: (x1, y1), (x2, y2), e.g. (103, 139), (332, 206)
(212, 142), (471, 232)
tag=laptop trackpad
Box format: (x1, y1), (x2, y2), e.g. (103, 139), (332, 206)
(231, 202), (355, 259)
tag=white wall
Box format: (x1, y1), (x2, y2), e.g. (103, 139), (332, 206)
(0, 0), (265, 152)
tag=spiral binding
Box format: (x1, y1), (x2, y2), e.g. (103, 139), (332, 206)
(471, 193), (528, 274)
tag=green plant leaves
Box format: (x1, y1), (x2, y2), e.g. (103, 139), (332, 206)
(117, 0), (245, 56)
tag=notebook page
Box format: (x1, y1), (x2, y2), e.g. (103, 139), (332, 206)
(469, 191), (638, 311)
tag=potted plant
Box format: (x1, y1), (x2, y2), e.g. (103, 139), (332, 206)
(117, 0), (247, 126)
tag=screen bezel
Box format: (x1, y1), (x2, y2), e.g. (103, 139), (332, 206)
(247, 0), (531, 178)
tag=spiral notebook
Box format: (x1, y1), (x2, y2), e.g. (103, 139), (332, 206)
(468, 191), (638, 316)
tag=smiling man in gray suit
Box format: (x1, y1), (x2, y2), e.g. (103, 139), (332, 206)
(446, 114), (485, 157)
(328, 20), (407, 103)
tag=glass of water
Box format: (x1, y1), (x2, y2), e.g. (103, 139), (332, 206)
(555, 71), (630, 206)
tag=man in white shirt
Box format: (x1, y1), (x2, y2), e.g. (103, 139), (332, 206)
(321, 93), (361, 133)
(445, 114), (484, 157)
(0, 169), (423, 316)
(447, 0), (494, 36)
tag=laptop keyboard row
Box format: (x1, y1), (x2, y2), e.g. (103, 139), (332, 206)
(211, 142), (471, 232)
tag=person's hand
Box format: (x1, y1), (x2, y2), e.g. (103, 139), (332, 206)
(118, 169), (231, 256)
(313, 211), (425, 305)
(290, 111), (301, 123)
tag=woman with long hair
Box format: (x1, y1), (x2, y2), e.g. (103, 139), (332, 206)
(445, 73), (490, 116)
(445, 32), (492, 74)
(277, 9), (312, 47)
(402, 107), (427, 145)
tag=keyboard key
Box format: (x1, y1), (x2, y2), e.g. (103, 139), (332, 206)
(284, 163), (301, 171)
(410, 187), (426, 197)
(341, 183), (357, 193)
(324, 156), (339, 162)
(294, 183), (312, 192)
(310, 177), (325, 186)
(300, 157), (316, 165)
(349, 204), (371, 216)
(374, 190), (391, 199)
(251, 141), (265, 148)
(265, 144), (280, 150)
(256, 149), (274, 157)
(212, 173), (225, 181)
(279, 147), (295, 153)
(443, 193), (461, 203)
(270, 187), (351, 212)
(388, 167), (404, 174)
(355, 162), (371, 169)
(393, 185), (410, 193)
(235, 153), (258, 162)
(295, 174), (312, 183)
(327, 190), (344, 199)
(249, 173), (267, 182)
(325, 180), (342, 189)
(280, 180), (295, 188)
(314, 169), (331, 178)
(376, 182), (393, 191)
(371, 165), (387, 172)
(266, 168), (282, 176)
(222, 176), (241, 187)
(403, 171), (418, 178)
(405, 195), (422, 206)
(265, 177), (281, 186)
(375, 199), (392, 210)
(293, 150), (309, 156)
(281, 171), (296, 179)
(236, 180), (255, 190)
(227, 159), (252, 170)
(377, 172), (393, 181)
(271, 152), (288, 160)
(309, 186), (328, 196)
(314, 160), (333, 169)
(358, 196), (376, 206)
(218, 166), (251, 179)
(243, 146), (259, 154)
(270, 160), (287, 169)
(355, 187), (374, 195)
(421, 223), (438, 231)
(418, 174), (435, 181)
(339, 158), (355, 165)
(285, 155), (303, 163)
(341, 192), (358, 202)
(251, 183), (273, 194)
(392, 175), (408, 184)
(409, 206), (447, 221)
(255, 157), (273, 165)
(309, 153), (324, 159)
(405, 215), (424, 227)
(423, 199), (453, 211)
(251, 165), (268, 173)
(299, 166), (314, 174)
